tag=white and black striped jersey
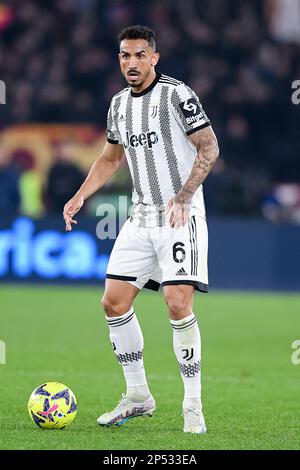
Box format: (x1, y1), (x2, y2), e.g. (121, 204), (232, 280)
(106, 73), (211, 227)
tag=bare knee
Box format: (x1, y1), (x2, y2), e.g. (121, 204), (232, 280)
(165, 298), (192, 320)
(101, 279), (139, 317)
(101, 296), (130, 317)
(101, 295), (132, 317)
(164, 285), (194, 320)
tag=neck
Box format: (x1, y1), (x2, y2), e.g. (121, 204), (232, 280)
(131, 69), (157, 93)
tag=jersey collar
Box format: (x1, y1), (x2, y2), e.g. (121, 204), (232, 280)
(130, 72), (162, 97)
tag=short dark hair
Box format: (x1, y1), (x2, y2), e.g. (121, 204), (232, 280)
(118, 25), (156, 51)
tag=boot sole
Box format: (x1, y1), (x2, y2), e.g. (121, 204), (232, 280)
(98, 407), (156, 427)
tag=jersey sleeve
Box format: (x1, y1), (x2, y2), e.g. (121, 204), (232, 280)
(170, 83), (210, 136)
(106, 99), (122, 144)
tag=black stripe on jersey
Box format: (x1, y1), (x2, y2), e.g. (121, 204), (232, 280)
(158, 81), (181, 89)
(170, 88), (192, 132)
(125, 94), (144, 200)
(107, 94), (122, 144)
(113, 95), (122, 124)
(158, 79), (179, 86)
(142, 91), (163, 206)
(186, 121), (211, 136)
(107, 104), (113, 137)
(158, 211), (163, 227)
(159, 85), (182, 194)
(159, 75), (182, 86)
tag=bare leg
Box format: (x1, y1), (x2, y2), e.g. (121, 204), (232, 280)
(101, 279), (140, 317)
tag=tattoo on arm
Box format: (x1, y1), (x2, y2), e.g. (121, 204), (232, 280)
(175, 126), (219, 204)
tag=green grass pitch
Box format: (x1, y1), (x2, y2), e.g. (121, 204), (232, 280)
(0, 285), (299, 450)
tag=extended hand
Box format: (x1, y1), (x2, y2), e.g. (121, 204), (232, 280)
(63, 195), (84, 231)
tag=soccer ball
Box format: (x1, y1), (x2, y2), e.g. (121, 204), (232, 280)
(28, 382), (78, 429)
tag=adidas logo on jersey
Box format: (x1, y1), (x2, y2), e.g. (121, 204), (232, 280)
(124, 130), (159, 150)
(176, 267), (187, 276)
(118, 113), (125, 122)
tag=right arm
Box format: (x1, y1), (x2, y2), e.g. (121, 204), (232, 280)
(63, 141), (124, 231)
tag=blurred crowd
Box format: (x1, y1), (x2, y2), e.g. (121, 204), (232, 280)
(0, 140), (85, 218)
(0, 0), (300, 221)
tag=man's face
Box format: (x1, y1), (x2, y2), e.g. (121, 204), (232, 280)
(119, 39), (159, 88)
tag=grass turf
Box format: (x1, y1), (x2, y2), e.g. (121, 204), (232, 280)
(0, 285), (299, 450)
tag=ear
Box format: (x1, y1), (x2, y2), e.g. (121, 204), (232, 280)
(152, 52), (160, 66)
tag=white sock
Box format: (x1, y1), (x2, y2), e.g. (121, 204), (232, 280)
(170, 313), (202, 410)
(106, 307), (150, 401)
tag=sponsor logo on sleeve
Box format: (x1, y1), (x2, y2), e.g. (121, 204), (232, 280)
(179, 98), (205, 125)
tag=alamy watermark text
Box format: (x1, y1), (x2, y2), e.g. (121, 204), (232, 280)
(0, 341), (6, 364)
(0, 80), (6, 104)
(291, 80), (300, 105)
(291, 340), (300, 365)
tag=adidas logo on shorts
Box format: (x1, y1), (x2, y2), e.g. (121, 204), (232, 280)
(176, 267), (187, 276)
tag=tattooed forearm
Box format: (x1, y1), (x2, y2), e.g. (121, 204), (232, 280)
(198, 155), (211, 173)
(175, 126), (219, 204)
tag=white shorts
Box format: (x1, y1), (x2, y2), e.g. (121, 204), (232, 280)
(106, 215), (208, 293)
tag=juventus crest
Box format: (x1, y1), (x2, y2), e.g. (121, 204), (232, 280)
(150, 103), (159, 118)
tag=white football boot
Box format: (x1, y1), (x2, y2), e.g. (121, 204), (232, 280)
(97, 394), (156, 427)
(183, 408), (207, 434)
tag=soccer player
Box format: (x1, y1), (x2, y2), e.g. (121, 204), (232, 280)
(63, 25), (219, 434)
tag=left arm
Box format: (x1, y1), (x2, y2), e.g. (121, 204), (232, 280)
(167, 126), (219, 228)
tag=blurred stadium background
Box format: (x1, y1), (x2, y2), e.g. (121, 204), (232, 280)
(0, 0), (300, 450)
(0, 0), (300, 288)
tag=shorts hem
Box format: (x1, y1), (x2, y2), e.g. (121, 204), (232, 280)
(106, 274), (160, 292)
(106, 274), (137, 282)
(161, 280), (208, 293)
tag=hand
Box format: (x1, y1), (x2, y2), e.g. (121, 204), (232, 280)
(63, 194), (84, 231)
(166, 195), (191, 229)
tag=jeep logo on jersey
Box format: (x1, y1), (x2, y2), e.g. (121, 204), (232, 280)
(124, 131), (159, 150)
(179, 98), (205, 125)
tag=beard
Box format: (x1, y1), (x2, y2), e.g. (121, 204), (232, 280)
(126, 76), (143, 87)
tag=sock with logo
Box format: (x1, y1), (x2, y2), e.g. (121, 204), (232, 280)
(106, 307), (150, 402)
(170, 313), (202, 410)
